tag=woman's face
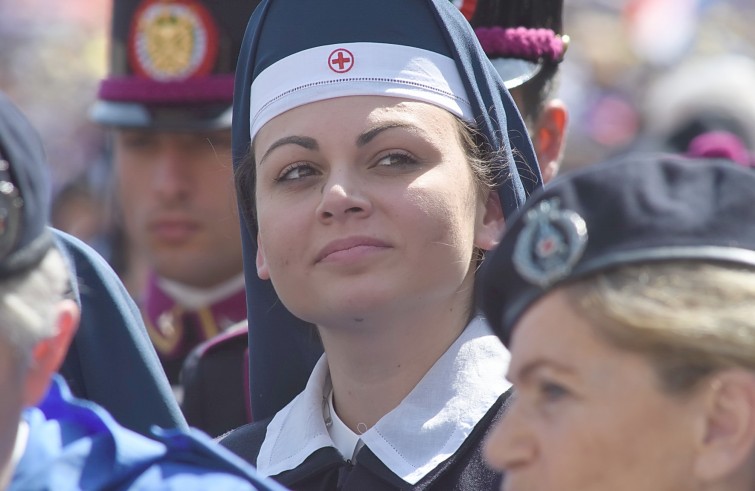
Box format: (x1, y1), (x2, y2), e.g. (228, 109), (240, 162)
(252, 96), (501, 327)
(484, 290), (701, 491)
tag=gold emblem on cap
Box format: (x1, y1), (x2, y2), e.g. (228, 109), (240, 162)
(141, 8), (195, 77)
(130, 0), (218, 81)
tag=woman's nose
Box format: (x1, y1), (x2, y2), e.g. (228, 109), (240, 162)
(483, 395), (537, 473)
(316, 171), (372, 222)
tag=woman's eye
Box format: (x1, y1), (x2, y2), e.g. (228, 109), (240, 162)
(538, 381), (569, 402)
(276, 163), (317, 181)
(375, 152), (417, 168)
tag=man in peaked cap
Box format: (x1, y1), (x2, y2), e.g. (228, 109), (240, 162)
(465, 0), (569, 183)
(0, 91), (285, 491)
(91, 0), (260, 401)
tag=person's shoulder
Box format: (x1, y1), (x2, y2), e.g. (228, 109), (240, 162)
(133, 427), (285, 491)
(19, 378), (282, 491)
(52, 227), (112, 273)
(182, 321), (249, 375)
(195, 321), (249, 357)
(218, 417), (274, 466)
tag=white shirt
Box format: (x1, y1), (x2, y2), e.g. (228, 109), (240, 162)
(255, 317), (511, 485)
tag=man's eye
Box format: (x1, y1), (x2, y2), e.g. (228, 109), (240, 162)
(276, 163), (317, 181)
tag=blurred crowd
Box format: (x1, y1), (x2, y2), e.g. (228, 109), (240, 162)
(560, 0), (755, 170)
(2, 0), (755, 254)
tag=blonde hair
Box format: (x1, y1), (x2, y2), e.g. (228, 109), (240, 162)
(565, 262), (755, 393)
(0, 247), (71, 368)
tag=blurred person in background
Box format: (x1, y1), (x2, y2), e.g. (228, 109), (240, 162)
(469, 0), (569, 183)
(480, 153), (755, 491)
(638, 54), (755, 168)
(181, 0), (571, 439)
(50, 178), (107, 249)
(90, 0), (261, 394)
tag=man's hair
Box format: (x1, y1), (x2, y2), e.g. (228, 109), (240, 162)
(0, 247), (70, 368)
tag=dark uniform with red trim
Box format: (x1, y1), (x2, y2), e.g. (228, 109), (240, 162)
(143, 274), (248, 385)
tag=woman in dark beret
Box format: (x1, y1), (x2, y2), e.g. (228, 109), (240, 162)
(480, 154), (755, 491)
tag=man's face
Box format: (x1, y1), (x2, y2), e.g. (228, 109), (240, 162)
(112, 129), (243, 288)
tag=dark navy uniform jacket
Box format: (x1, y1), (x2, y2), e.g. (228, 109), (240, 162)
(56, 229), (187, 434)
(181, 322), (252, 437)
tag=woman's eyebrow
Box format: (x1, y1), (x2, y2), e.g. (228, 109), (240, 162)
(259, 135), (318, 165)
(356, 122), (416, 147)
(508, 358), (575, 385)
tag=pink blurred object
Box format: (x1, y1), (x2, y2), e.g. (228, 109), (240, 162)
(474, 27), (567, 62)
(686, 131), (754, 168)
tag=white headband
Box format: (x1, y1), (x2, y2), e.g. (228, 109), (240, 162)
(249, 42), (474, 140)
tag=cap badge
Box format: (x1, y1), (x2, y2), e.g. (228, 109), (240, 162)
(450, 0), (478, 21)
(513, 198), (588, 288)
(328, 48), (354, 73)
(0, 159), (22, 260)
(129, 0), (219, 81)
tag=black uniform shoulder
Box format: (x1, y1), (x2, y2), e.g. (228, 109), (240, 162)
(218, 417), (273, 466)
(181, 322), (249, 383)
(181, 322), (251, 437)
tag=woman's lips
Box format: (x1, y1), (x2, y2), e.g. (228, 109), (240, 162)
(315, 236), (391, 264)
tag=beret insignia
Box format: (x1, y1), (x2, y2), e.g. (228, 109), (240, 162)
(513, 198), (587, 288)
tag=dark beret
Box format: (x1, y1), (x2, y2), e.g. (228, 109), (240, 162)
(478, 154), (755, 346)
(0, 92), (53, 278)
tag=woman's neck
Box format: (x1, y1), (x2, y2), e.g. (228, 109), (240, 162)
(319, 287), (473, 433)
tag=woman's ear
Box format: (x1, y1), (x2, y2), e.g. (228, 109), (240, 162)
(693, 370), (755, 484)
(474, 190), (506, 251)
(256, 233), (270, 280)
(23, 299), (80, 407)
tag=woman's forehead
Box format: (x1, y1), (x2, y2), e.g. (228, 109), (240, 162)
(255, 96), (457, 145)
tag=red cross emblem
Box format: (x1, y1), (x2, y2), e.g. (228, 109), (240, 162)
(328, 48), (354, 73)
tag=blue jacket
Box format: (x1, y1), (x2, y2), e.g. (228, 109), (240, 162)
(10, 377), (287, 491)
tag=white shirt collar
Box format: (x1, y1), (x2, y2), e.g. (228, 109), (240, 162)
(326, 389), (363, 462)
(256, 317), (511, 484)
(157, 272), (245, 310)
